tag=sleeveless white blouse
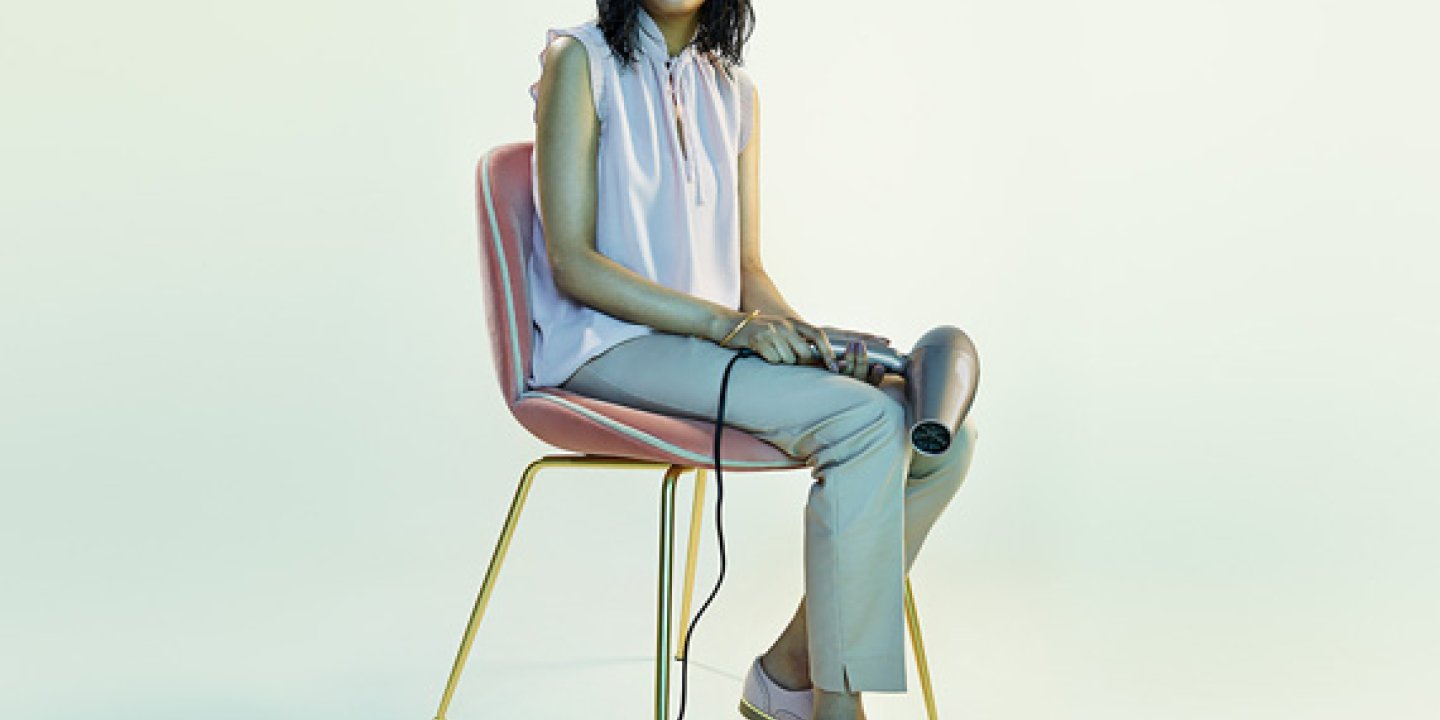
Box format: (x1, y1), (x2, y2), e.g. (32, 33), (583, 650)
(523, 9), (756, 389)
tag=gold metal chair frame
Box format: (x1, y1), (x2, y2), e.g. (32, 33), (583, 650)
(432, 454), (941, 719)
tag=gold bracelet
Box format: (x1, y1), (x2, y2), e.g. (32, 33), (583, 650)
(719, 309), (759, 346)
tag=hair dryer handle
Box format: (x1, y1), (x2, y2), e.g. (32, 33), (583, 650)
(823, 338), (908, 374)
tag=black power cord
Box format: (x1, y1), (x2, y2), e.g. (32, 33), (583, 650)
(675, 346), (758, 720)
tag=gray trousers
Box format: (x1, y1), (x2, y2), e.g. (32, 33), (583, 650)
(561, 331), (980, 693)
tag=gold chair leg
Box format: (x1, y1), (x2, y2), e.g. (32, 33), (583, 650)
(433, 457), (545, 720)
(904, 577), (939, 720)
(674, 468), (707, 660)
(655, 465), (685, 720)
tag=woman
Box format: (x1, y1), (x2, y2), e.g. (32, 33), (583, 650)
(527, 2), (980, 718)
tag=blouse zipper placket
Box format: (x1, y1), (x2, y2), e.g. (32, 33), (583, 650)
(665, 59), (689, 164)
(666, 57), (705, 204)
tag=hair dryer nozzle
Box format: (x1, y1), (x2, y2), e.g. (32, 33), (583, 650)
(906, 325), (980, 455)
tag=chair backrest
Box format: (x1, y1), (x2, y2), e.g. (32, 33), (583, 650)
(475, 141), (537, 407)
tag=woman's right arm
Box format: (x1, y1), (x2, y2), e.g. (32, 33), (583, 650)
(534, 36), (742, 344)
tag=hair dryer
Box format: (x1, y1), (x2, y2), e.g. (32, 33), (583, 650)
(824, 325), (980, 456)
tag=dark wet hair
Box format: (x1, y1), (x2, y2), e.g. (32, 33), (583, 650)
(597, 0), (755, 67)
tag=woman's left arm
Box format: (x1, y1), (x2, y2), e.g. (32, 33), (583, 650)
(735, 86), (891, 358)
(736, 85), (803, 321)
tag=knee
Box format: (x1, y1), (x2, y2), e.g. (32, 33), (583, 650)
(942, 416), (979, 468)
(957, 415), (979, 447)
(832, 380), (906, 427)
(946, 416), (980, 479)
(840, 386), (908, 453)
(861, 386), (909, 445)
(805, 385), (908, 463)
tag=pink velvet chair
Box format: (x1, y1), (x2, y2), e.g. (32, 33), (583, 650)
(431, 141), (943, 720)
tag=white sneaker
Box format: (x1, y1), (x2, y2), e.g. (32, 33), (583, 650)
(738, 655), (813, 720)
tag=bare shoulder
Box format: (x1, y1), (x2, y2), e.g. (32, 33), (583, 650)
(537, 33), (599, 121)
(541, 34), (590, 80)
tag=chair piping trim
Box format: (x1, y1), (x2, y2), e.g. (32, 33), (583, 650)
(520, 389), (800, 470)
(480, 147), (529, 400)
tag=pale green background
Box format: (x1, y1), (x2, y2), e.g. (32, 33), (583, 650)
(3, 1), (1438, 718)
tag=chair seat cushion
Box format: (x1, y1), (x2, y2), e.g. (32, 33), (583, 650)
(511, 388), (805, 470)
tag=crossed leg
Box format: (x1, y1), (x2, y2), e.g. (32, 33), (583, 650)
(758, 374), (980, 717)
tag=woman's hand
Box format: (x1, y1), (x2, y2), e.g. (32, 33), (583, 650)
(837, 337), (887, 386)
(720, 314), (885, 386)
(720, 313), (841, 373)
(822, 325), (889, 386)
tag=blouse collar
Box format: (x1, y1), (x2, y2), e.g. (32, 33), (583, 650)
(635, 6), (698, 67)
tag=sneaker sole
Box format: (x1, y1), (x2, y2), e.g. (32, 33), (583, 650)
(739, 696), (781, 720)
